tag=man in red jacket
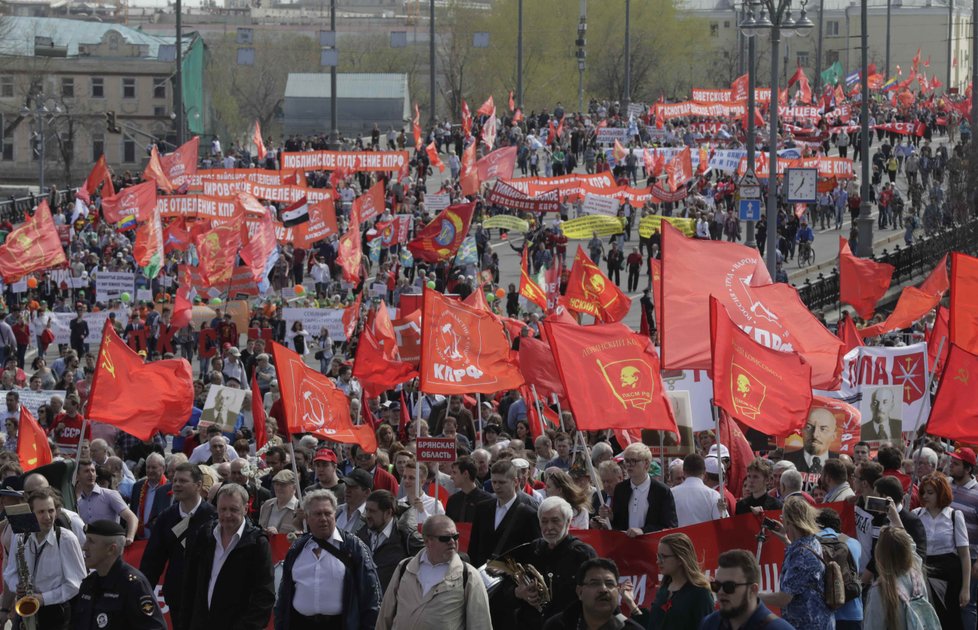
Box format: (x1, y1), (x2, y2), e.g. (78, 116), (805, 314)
(352, 444), (399, 495)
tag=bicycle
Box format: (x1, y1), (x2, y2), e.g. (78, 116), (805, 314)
(797, 241), (815, 267)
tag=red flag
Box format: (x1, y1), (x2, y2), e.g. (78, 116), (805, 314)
(730, 73), (749, 101)
(84, 155), (115, 198)
(353, 180), (385, 224)
(950, 253), (978, 354)
(912, 48), (921, 73)
(481, 105), (497, 150)
(459, 142), (480, 196)
(512, 108), (524, 123)
(666, 147), (693, 190)
(523, 384), (560, 439)
(476, 146), (518, 181)
(132, 200), (164, 278)
(839, 237), (894, 319)
(163, 218), (193, 254)
(0, 201), (68, 283)
(838, 314), (864, 355)
(419, 288), (524, 394)
(17, 405), (52, 472)
(462, 287), (491, 312)
(101, 181), (157, 224)
(564, 246), (631, 323)
(270, 341), (376, 450)
(337, 212), (363, 285)
(508, 90), (515, 111)
(717, 411), (754, 503)
(353, 302), (419, 397)
(788, 67), (812, 104)
(710, 297), (812, 436)
(392, 309), (422, 365)
(159, 137), (199, 189)
(929, 306), (950, 377)
(172, 265), (194, 329)
(926, 343), (978, 442)
(252, 374), (268, 450)
(142, 145), (174, 194)
(476, 96), (495, 116)
(461, 101), (473, 137)
(517, 336), (567, 406)
(406, 201), (476, 263)
(919, 254), (950, 296)
(413, 104), (423, 151)
(87, 322), (194, 440)
(195, 222), (241, 288)
(293, 199), (340, 250)
(253, 121), (267, 161)
(426, 142), (446, 173)
(858, 286), (940, 339)
(240, 209), (277, 285)
(519, 248), (548, 311)
(342, 293), (362, 339)
(545, 320), (677, 432)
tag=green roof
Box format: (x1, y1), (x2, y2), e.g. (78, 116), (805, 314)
(0, 16), (192, 58)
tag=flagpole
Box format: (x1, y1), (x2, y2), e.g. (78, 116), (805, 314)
(907, 337), (944, 465)
(710, 401), (727, 517)
(529, 384), (546, 436)
(287, 441), (304, 502)
(658, 429), (666, 486)
(575, 429), (602, 499)
(476, 393), (483, 450)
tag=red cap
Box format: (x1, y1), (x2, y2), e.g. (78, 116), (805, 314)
(951, 447), (977, 468)
(314, 448), (338, 463)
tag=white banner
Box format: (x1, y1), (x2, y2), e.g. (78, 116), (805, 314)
(426, 193), (451, 212)
(595, 128), (631, 145)
(1, 390), (66, 417)
(580, 193), (621, 217)
(282, 307), (347, 342)
(659, 369), (716, 432)
(50, 311), (130, 346)
(95, 272), (136, 303)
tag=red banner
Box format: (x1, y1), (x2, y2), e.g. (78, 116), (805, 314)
(486, 180), (561, 213)
(280, 150), (410, 173)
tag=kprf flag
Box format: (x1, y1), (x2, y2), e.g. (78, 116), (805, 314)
(253, 120), (267, 161)
(710, 297), (813, 436)
(133, 201), (164, 279)
(17, 405), (52, 472)
(950, 252), (978, 354)
(666, 147), (693, 190)
(406, 201), (476, 263)
(839, 237), (894, 319)
(459, 142), (480, 196)
(160, 136), (199, 189)
(142, 145), (174, 194)
(194, 222), (241, 288)
(0, 200), (68, 283)
(519, 248), (548, 311)
(353, 302), (418, 397)
(926, 343), (978, 442)
(476, 146), (517, 181)
(87, 322), (194, 440)
(353, 180), (385, 223)
(564, 246), (631, 323)
(419, 288), (524, 395)
(101, 181), (157, 224)
(271, 341), (377, 451)
(545, 320), (677, 432)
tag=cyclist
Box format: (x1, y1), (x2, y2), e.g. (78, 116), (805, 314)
(795, 219), (815, 265)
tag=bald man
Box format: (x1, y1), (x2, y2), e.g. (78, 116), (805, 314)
(24, 473), (88, 542)
(784, 407), (840, 475)
(862, 387), (903, 442)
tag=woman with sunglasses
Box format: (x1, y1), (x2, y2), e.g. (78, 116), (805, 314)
(620, 532), (714, 629)
(759, 496), (833, 629)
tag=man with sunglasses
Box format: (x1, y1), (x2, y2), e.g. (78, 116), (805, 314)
(376, 514), (490, 630)
(699, 550), (795, 629)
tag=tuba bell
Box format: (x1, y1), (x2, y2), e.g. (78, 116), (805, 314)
(486, 556), (552, 612)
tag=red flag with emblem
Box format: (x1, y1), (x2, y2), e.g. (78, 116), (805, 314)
(519, 248), (548, 311)
(251, 373), (268, 450)
(17, 405), (52, 472)
(353, 302), (419, 397)
(731, 73), (749, 101)
(545, 320), (676, 432)
(0, 200), (68, 283)
(459, 142), (480, 196)
(271, 341), (376, 450)
(353, 180), (385, 224)
(666, 147), (693, 190)
(839, 237), (894, 319)
(564, 246), (631, 323)
(252, 121), (267, 161)
(926, 343), (978, 442)
(710, 297), (812, 436)
(406, 202), (476, 263)
(101, 181), (157, 224)
(87, 321), (194, 440)
(194, 222), (241, 288)
(950, 253), (978, 354)
(419, 288), (524, 395)
(160, 137), (199, 189)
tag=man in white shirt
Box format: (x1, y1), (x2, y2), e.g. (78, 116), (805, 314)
(187, 425), (239, 464)
(398, 462), (445, 524)
(2, 487), (86, 629)
(337, 468), (372, 533)
(670, 453), (723, 526)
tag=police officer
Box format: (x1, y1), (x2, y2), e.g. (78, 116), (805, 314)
(72, 519), (166, 630)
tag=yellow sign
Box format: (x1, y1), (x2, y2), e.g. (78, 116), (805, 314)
(561, 215), (624, 239)
(638, 215), (696, 238)
(483, 215), (529, 233)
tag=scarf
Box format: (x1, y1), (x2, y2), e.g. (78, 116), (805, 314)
(136, 473), (167, 538)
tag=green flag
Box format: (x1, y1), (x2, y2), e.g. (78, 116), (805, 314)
(820, 61), (843, 86)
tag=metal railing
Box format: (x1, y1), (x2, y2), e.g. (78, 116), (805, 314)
(796, 216), (978, 312)
(0, 189), (72, 223)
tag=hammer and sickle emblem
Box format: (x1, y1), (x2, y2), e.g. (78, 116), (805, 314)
(955, 368), (969, 385)
(100, 341), (116, 379)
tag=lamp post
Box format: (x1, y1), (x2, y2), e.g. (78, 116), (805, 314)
(623, 0), (631, 115)
(739, 0), (813, 280)
(329, 0), (340, 148)
(517, 0), (523, 109)
(175, 0), (184, 146)
(742, 1), (758, 248)
(856, 0), (873, 256)
(21, 98), (60, 195)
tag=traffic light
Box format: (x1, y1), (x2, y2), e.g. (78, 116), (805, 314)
(105, 111), (120, 134)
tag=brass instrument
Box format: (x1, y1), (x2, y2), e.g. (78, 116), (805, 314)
(486, 556), (551, 612)
(14, 533), (39, 630)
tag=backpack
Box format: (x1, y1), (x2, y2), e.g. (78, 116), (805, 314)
(804, 535), (860, 610)
(904, 587), (942, 630)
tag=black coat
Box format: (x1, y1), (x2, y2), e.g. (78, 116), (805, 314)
(139, 500), (217, 628)
(128, 480), (173, 537)
(445, 487), (494, 524)
(180, 520), (275, 630)
(610, 477), (678, 533)
(72, 557), (166, 630)
(467, 494), (541, 568)
(356, 516), (423, 592)
(511, 535), (598, 627)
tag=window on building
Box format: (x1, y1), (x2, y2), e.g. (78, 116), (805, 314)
(0, 76), (13, 98)
(92, 134), (104, 162)
(153, 106), (167, 118)
(123, 78), (136, 99)
(710, 23), (719, 37)
(724, 21), (730, 28)
(61, 77), (74, 98)
(123, 137), (136, 163)
(1, 138), (12, 161)
(827, 50), (840, 65)
(797, 51), (810, 67)
(153, 78), (166, 99)
(826, 21), (840, 36)
(91, 77), (104, 98)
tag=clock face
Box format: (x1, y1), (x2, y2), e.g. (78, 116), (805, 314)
(785, 168), (818, 202)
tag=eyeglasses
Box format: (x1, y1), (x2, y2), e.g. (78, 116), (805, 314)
(582, 580), (619, 590)
(711, 580), (753, 594)
(431, 533), (459, 543)
(623, 458), (645, 465)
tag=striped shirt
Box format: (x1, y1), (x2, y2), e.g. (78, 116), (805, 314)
(951, 476), (978, 559)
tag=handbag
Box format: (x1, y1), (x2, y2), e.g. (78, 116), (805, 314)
(40, 328), (55, 348)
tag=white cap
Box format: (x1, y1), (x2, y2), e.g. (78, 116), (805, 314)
(512, 458), (530, 470)
(705, 456), (721, 475)
(708, 444), (730, 459)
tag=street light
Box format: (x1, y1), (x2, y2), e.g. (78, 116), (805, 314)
(20, 98), (62, 196)
(738, 0), (813, 280)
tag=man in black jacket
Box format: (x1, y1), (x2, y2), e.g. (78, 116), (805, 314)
(128, 452), (172, 540)
(139, 462), (217, 630)
(180, 483), (275, 630)
(446, 456), (493, 523)
(357, 489), (423, 591)
(601, 443), (677, 535)
(467, 460), (541, 568)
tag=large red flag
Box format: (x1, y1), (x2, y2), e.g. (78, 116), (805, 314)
(142, 145), (175, 194)
(838, 314), (864, 355)
(239, 209), (277, 286)
(419, 288), (524, 395)
(293, 199), (340, 250)
(0, 201), (68, 283)
(858, 286), (941, 339)
(353, 302), (419, 397)
(406, 202), (476, 263)
(928, 306), (950, 377)
(84, 155), (115, 198)
(270, 342), (377, 451)
(160, 136), (199, 189)
(564, 246), (631, 323)
(252, 120), (267, 161)
(87, 322), (194, 440)
(477, 146), (517, 182)
(17, 405), (52, 472)
(950, 252), (978, 354)
(251, 374), (268, 450)
(545, 320), (677, 432)
(839, 237), (894, 319)
(194, 222), (241, 288)
(926, 343), (978, 442)
(519, 249), (548, 311)
(919, 254), (950, 297)
(101, 181), (157, 224)
(353, 180), (385, 224)
(710, 297), (812, 436)
(517, 336), (567, 407)
(459, 142), (480, 196)
(666, 147), (693, 190)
